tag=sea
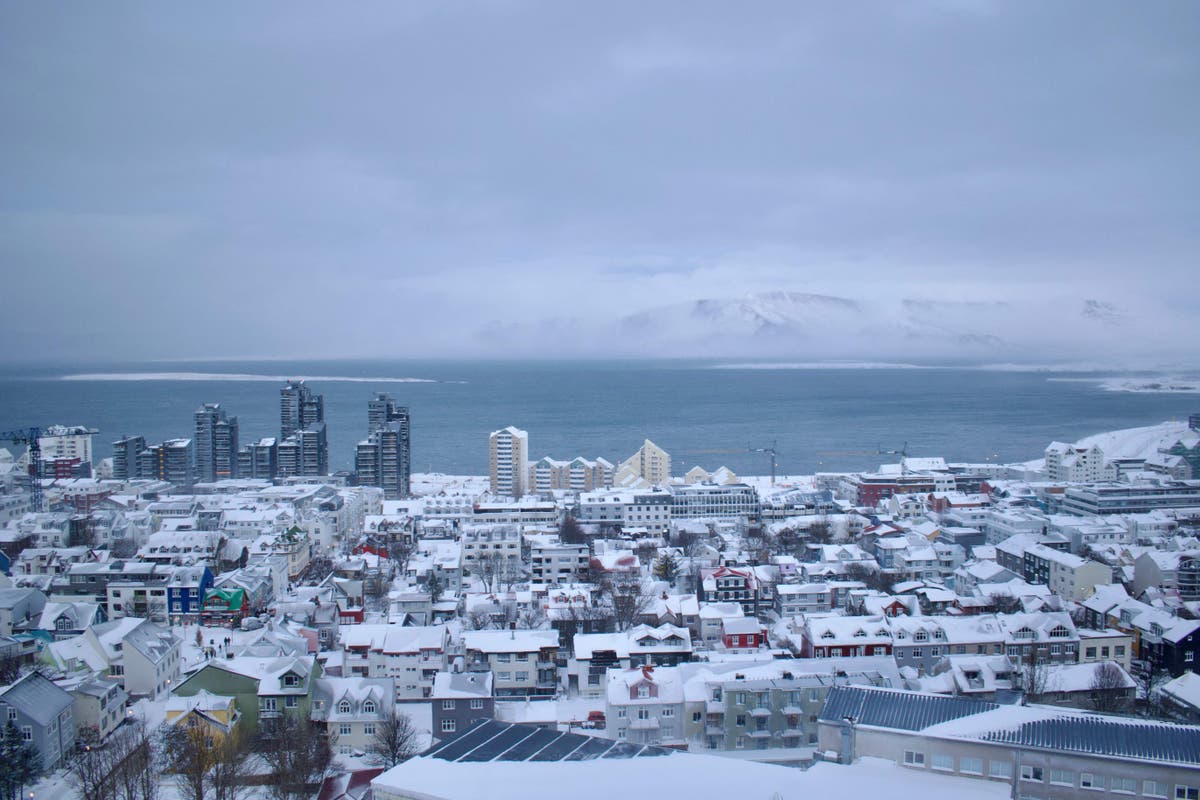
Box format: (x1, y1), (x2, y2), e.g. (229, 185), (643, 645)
(0, 359), (1195, 479)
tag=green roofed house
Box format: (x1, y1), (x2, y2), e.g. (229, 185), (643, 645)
(200, 587), (247, 625)
(172, 654), (320, 736)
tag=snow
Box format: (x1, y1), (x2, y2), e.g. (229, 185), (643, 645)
(1073, 420), (1195, 461)
(372, 753), (1010, 800)
(59, 372), (438, 383)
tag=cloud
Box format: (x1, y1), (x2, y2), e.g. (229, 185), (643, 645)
(0, 2), (1197, 363)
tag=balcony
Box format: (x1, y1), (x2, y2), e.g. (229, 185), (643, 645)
(750, 707), (771, 718)
(705, 725), (725, 737)
(748, 729), (772, 739)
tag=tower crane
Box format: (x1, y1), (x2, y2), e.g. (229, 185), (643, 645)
(0, 426), (99, 513)
(750, 441), (779, 486)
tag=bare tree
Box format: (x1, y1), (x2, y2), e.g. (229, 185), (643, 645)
(72, 720), (157, 800)
(366, 711), (421, 769)
(0, 650), (22, 684)
(988, 592), (1024, 614)
(806, 517), (834, 545)
(603, 572), (652, 632)
(1019, 647), (1049, 703)
(1134, 662), (1171, 718)
(161, 722), (213, 800)
(1089, 662), (1131, 714)
(463, 610), (497, 631)
(259, 717), (332, 800)
(208, 728), (253, 800)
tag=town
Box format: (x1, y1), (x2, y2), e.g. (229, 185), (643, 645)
(1, 381), (1199, 800)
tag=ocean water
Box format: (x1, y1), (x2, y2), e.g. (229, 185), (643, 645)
(0, 360), (1195, 478)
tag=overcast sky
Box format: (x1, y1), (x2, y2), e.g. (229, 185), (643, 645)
(2, 2), (1197, 363)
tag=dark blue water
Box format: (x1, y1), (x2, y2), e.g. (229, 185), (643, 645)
(0, 360), (1194, 476)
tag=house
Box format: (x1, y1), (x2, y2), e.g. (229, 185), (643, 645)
(48, 617), (181, 700)
(165, 565), (214, 624)
(701, 566), (769, 616)
(571, 625), (691, 696)
(172, 654), (321, 735)
(604, 665), (685, 746)
(311, 676), (394, 756)
(775, 583), (834, 617)
(431, 671), (495, 742)
(36, 600), (104, 640)
(1076, 628), (1133, 671)
(200, 586), (249, 625)
(698, 602), (745, 645)
(69, 675), (128, 742)
(164, 690), (241, 741)
(799, 614), (893, 659)
(0, 671), (76, 770)
(0, 587), (46, 636)
(721, 617), (765, 651)
(1158, 671), (1200, 722)
(996, 611), (1079, 665)
(890, 615), (1004, 675)
(339, 624), (450, 700)
(462, 629), (559, 697)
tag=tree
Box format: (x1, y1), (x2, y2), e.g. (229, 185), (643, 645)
(162, 722), (214, 800)
(559, 515), (587, 546)
(652, 552), (680, 585)
(1, 720), (41, 800)
(0, 649), (21, 684)
(603, 572), (652, 632)
(208, 729), (253, 800)
(988, 592), (1024, 614)
(1019, 646), (1049, 703)
(426, 570), (444, 604)
(806, 517), (834, 545)
(259, 717), (332, 800)
(1088, 662), (1131, 714)
(1133, 661), (1171, 718)
(365, 711), (421, 769)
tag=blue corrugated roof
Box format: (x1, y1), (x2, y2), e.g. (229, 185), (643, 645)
(983, 716), (1200, 766)
(423, 720), (674, 762)
(819, 686), (998, 731)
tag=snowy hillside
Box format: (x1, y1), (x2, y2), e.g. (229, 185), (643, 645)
(1073, 420), (1197, 460)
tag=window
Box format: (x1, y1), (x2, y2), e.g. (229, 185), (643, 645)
(441, 720), (456, 733)
(989, 761), (1012, 779)
(363, 723), (376, 736)
(6, 709), (15, 722)
(1050, 769), (1074, 786)
(911, 648), (923, 658)
(735, 736), (745, 749)
(637, 686), (649, 699)
(1020, 765), (1044, 782)
(261, 698), (277, 711)
(1143, 781), (1167, 798)
(735, 693), (746, 706)
(338, 701), (351, 714)
(363, 701), (376, 714)
(443, 700), (455, 710)
(497, 654), (511, 663)
(616, 708), (626, 718)
(515, 671), (528, 682)
(931, 754), (952, 771)
(903, 751), (925, 767)
(285, 696), (297, 708)
(470, 698), (484, 710)
(1085, 647), (1097, 659)
(692, 711), (702, 722)
(661, 708), (674, 717)
(1080, 773), (1102, 790)
(21, 726), (32, 742)
(498, 672), (510, 681)
(339, 724), (352, 736)
(736, 714), (746, 727)
(1177, 787), (1200, 800)
(1115, 645), (1126, 656)
(960, 757), (982, 775)
(1111, 777), (1136, 794)
(637, 709), (650, 720)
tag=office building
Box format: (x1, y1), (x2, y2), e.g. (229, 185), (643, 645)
(356, 422), (411, 499)
(280, 379), (324, 440)
(112, 435), (147, 480)
(137, 439), (196, 488)
(489, 426), (529, 498)
(237, 437), (278, 480)
(194, 403), (239, 483)
(277, 381), (328, 477)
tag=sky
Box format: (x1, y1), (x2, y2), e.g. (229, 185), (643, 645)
(1, 2), (1198, 364)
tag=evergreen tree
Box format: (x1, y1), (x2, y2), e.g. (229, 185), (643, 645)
(652, 552), (680, 585)
(0, 720), (41, 800)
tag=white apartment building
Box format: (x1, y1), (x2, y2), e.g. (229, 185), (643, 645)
(462, 629), (559, 697)
(1044, 442), (1106, 483)
(460, 524), (522, 572)
(577, 488), (673, 534)
(38, 425), (95, 465)
(527, 536), (589, 583)
(339, 624), (451, 700)
(489, 426), (528, 498)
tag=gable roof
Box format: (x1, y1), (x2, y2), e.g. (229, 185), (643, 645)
(0, 670), (74, 725)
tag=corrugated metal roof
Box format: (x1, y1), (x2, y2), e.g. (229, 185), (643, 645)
(424, 720), (674, 763)
(983, 716), (1200, 766)
(0, 671), (73, 725)
(819, 686), (998, 731)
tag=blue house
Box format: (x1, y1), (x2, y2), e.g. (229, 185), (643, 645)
(166, 565), (214, 624)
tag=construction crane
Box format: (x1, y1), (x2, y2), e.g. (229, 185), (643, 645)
(816, 443), (909, 458)
(750, 441), (779, 486)
(1, 427), (46, 512)
(677, 443), (782, 486)
(0, 426), (99, 513)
